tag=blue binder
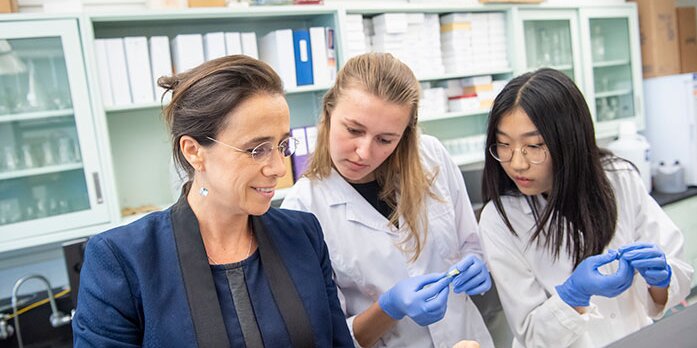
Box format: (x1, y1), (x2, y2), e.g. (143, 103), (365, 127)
(292, 29), (314, 86)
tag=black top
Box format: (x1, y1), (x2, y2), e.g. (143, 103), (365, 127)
(350, 180), (394, 221)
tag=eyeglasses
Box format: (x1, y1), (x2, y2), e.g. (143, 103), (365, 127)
(488, 143), (548, 165)
(206, 136), (299, 162)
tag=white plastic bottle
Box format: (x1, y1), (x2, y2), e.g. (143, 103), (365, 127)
(607, 121), (652, 192)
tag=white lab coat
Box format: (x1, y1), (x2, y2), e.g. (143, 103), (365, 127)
(281, 135), (494, 348)
(479, 160), (694, 348)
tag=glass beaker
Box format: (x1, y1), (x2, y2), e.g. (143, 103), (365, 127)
(2, 146), (18, 171)
(592, 26), (606, 61)
(21, 144), (35, 168)
(58, 137), (75, 164)
(42, 140), (56, 166)
(538, 28), (552, 66)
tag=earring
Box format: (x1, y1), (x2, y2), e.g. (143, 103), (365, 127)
(199, 187), (209, 197)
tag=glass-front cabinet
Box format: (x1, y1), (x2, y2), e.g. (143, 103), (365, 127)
(0, 19), (109, 250)
(580, 7), (643, 137)
(515, 10), (583, 86)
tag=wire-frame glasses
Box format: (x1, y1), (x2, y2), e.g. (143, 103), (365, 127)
(206, 136), (300, 162)
(488, 143), (547, 164)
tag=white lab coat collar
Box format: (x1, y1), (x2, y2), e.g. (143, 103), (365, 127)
(324, 168), (401, 235)
(518, 194), (548, 216)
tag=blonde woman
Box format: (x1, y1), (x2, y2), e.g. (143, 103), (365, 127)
(281, 53), (494, 347)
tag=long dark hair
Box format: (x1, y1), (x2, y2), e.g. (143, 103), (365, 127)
(482, 68), (617, 266)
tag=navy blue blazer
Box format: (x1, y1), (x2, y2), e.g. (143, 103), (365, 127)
(72, 206), (352, 347)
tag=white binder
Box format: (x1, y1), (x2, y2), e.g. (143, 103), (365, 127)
(104, 38), (132, 106)
(149, 36), (173, 102)
(124, 36), (155, 104)
(225, 32), (243, 55)
(259, 29), (297, 89)
(171, 34), (205, 73)
(204, 32), (227, 61)
(94, 39), (113, 107)
(309, 27), (330, 86)
(241, 32), (259, 59)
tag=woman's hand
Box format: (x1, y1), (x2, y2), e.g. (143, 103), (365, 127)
(452, 340), (480, 348)
(448, 255), (492, 295)
(555, 250), (635, 307)
(619, 242), (672, 288)
(378, 273), (452, 326)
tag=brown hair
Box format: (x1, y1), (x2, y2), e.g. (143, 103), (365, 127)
(305, 52), (436, 261)
(158, 55), (284, 183)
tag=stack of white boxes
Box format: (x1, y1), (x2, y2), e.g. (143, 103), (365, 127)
(441, 13), (475, 73)
(441, 75), (510, 113)
(370, 13), (444, 77)
(442, 135), (487, 164)
(487, 12), (509, 70)
(418, 82), (447, 119)
(421, 14), (445, 77)
(440, 12), (510, 73)
(344, 14), (368, 60)
(371, 13), (408, 65)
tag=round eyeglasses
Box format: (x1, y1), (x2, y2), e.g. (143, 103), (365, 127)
(206, 136), (300, 162)
(488, 143), (547, 165)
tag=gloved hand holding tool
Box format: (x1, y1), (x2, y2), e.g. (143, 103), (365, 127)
(619, 242), (672, 288)
(378, 273), (452, 326)
(447, 254), (492, 296)
(555, 249), (635, 307)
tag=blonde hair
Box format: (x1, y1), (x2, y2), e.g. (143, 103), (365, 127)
(305, 52), (436, 261)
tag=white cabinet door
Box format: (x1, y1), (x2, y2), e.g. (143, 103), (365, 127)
(514, 9), (584, 90)
(579, 7), (644, 138)
(0, 19), (109, 250)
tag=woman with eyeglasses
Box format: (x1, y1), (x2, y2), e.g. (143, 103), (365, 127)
(72, 55), (353, 347)
(281, 53), (494, 348)
(478, 68), (693, 348)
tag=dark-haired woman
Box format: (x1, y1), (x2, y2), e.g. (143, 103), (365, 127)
(72, 56), (353, 347)
(478, 68), (693, 348)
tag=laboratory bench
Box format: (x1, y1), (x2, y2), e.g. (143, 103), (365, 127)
(651, 185), (697, 207)
(0, 288), (72, 348)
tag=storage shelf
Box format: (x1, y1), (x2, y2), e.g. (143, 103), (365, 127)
(344, 3), (510, 15)
(420, 108), (490, 122)
(285, 84), (332, 94)
(450, 152), (486, 166)
(88, 5), (337, 23)
(528, 64), (573, 71)
(0, 109), (74, 123)
(0, 162), (84, 181)
(593, 59), (630, 68)
(418, 68), (513, 82)
(105, 102), (163, 113)
(105, 84), (331, 113)
(595, 89), (632, 98)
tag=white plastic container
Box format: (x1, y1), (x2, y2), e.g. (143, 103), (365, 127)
(607, 121), (652, 192)
(654, 161), (687, 194)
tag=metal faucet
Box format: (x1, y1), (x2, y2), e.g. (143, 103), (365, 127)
(10, 274), (72, 348)
(0, 314), (14, 340)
